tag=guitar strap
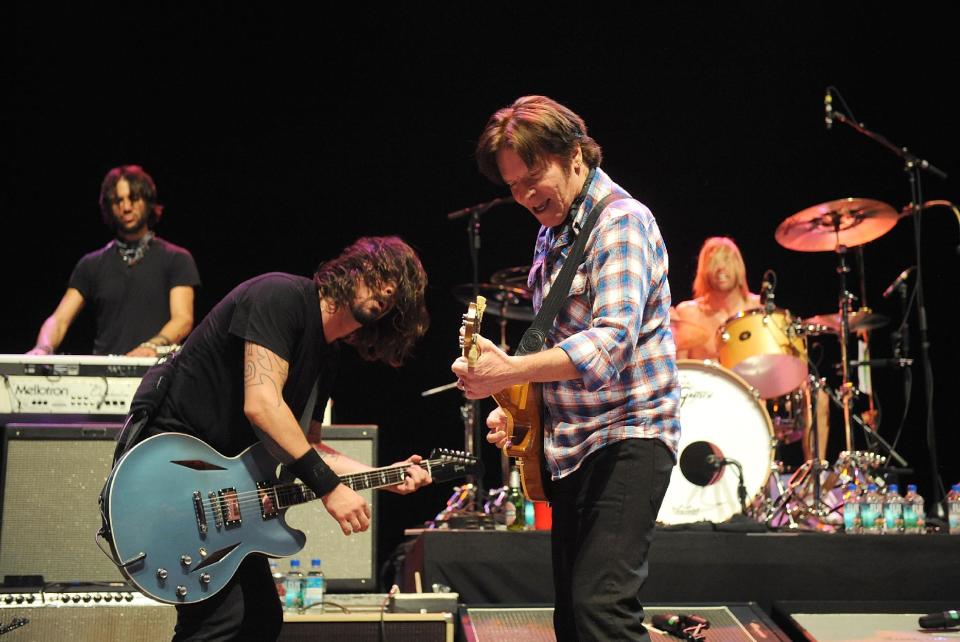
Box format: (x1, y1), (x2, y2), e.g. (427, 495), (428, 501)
(516, 189), (629, 356)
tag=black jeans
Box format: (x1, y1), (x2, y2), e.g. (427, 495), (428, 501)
(172, 554), (282, 641)
(550, 438), (674, 641)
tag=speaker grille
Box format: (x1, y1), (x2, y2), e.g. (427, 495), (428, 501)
(1, 424), (124, 583)
(0, 593), (176, 642)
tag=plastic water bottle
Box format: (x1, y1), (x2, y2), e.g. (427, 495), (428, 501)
(304, 559), (326, 610)
(903, 484), (925, 534)
(948, 484), (960, 535)
(860, 484), (884, 534)
(883, 484), (905, 534)
(270, 560), (286, 604)
(842, 483), (861, 534)
(284, 559), (304, 611)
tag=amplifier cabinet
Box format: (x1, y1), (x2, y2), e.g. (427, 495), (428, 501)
(0, 590), (176, 641)
(0, 423), (125, 583)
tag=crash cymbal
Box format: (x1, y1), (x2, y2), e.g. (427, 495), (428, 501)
(490, 265), (532, 288)
(775, 198), (899, 252)
(453, 282), (534, 321)
(670, 317), (710, 351)
(802, 308), (890, 334)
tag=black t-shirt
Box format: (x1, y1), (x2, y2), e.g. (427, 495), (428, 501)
(145, 273), (337, 456)
(68, 237), (201, 354)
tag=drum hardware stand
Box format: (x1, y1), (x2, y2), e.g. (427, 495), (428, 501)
(827, 91), (948, 513)
(831, 238), (857, 454)
(821, 377), (909, 469)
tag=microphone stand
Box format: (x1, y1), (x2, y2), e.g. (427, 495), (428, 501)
(447, 196), (516, 497)
(830, 107), (948, 514)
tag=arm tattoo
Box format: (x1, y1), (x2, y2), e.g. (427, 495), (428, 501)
(244, 343), (290, 407)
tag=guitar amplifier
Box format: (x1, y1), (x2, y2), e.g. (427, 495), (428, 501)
(0, 589), (176, 641)
(288, 425), (378, 591)
(0, 423), (125, 583)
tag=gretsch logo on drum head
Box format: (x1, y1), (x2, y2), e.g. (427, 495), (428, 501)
(679, 383), (712, 409)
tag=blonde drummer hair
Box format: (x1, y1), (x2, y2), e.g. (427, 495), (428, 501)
(692, 236), (750, 299)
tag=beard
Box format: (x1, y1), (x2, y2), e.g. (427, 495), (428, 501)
(351, 299), (385, 327)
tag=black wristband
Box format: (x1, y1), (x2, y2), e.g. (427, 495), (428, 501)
(287, 448), (341, 497)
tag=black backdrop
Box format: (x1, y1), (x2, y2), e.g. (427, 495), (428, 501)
(9, 5), (959, 583)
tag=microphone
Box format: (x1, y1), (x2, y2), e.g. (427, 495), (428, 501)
(881, 266), (916, 299)
(446, 196), (515, 220)
(919, 609), (959, 629)
(824, 88), (833, 130)
(651, 613), (710, 639)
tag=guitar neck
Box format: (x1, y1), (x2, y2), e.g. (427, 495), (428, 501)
(281, 459), (444, 506)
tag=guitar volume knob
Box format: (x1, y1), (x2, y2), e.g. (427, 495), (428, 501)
(157, 568), (168, 580)
(176, 586), (188, 597)
(181, 555), (192, 566)
(200, 573), (211, 584)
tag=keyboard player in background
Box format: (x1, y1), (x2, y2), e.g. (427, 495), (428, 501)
(27, 165), (201, 357)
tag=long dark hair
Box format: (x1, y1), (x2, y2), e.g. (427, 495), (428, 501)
(314, 236), (429, 367)
(99, 165), (164, 229)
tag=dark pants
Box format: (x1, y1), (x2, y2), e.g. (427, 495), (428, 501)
(550, 438), (674, 641)
(172, 554), (282, 641)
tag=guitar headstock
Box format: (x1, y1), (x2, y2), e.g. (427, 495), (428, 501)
(460, 296), (486, 367)
(428, 448), (483, 482)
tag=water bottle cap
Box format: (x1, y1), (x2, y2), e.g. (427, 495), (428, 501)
(291, 559), (301, 568)
(867, 483), (878, 491)
(888, 484), (899, 493)
(907, 484), (918, 492)
(311, 559), (322, 567)
(847, 483), (857, 490)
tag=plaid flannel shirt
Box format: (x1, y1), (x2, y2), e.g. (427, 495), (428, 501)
(527, 168), (680, 479)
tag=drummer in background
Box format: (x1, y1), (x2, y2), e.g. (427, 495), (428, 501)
(672, 236), (829, 461)
(673, 237), (759, 360)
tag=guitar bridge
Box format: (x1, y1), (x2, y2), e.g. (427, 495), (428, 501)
(193, 491), (208, 534)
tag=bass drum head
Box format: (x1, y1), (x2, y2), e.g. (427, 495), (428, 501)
(657, 360), (774, 525)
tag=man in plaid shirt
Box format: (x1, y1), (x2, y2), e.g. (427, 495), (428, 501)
(453, 95), (680, 640)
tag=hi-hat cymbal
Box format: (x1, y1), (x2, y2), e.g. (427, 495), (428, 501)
(453, 282), (533, 321)
(670, 317), (710, 351)
(802, 309), (890, 334)
(490, 265), (532, 288)
(775, 198), (900, 252)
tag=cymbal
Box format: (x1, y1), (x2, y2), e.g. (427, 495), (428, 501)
(453, 282), (534, 321)
(490, 265), (532, 288)
(802, 309), (890, 334)
(670, 317), (710, 351)
(775, 198), (900, 252)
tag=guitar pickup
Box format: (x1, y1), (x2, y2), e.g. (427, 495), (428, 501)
(216, 488), (242, 527)
(256, 481), (279, 520)
(193, 491), (208, 534)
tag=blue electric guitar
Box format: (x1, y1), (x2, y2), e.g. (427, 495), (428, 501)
(99, 432), (478, 604)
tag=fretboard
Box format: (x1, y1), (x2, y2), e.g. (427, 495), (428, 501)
(275, 458), (442, 507)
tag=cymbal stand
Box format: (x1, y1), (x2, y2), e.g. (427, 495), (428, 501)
(831, 237), (856, 454)
(828, 94), (948, 512)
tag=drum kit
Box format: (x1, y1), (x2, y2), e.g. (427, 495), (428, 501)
(660, 197), (913, 531)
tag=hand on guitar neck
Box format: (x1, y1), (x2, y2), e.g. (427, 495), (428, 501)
(454, 333), (520, 398)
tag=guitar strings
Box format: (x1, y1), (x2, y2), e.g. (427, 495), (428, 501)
(189, 457), (461, 512)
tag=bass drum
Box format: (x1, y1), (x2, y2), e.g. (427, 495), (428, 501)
(657, 360), (775, 525)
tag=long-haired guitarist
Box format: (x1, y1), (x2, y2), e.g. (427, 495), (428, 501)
(452, 96), (681, 641)
(118, 236), (432, 640)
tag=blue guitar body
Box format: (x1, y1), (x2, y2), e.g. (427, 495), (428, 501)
(101, 432), (476, 604)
